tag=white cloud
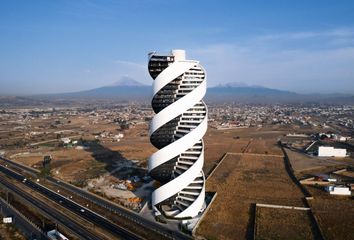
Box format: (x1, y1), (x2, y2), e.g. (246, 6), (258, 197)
(254, 28), (354, 41)
(189, 28), (354, 93)
(99, 28), (354, 94)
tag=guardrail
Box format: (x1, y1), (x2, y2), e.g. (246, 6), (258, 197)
(0, 195), (49, 240)
(0, 156), (192, 240)
(0, 174), (102, 240)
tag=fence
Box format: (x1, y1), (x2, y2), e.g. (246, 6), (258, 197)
(0, 197), (49, 240)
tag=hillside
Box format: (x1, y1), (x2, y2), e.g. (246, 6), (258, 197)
(1, 80), (353, 105)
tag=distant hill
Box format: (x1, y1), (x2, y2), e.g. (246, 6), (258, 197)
(110, 76), (146, 87)
(208, 84), (297, 103)
(2, 80), (353, 106)
(60, 81), (298, 102)
(58, 77), (151, 100)
(64, 85), (151, 98)
(210, 83), (295, 96)
(52, 80), (354, 104)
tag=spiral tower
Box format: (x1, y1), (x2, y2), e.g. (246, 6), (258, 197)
(148, 49), (207, 219)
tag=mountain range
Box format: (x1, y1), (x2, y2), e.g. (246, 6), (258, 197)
(56, 78), (353, 104)
(1, 78), (353, 105)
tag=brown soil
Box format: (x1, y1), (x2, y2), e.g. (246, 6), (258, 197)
(306, 186), (354, 240)
(255, 207), (313, 240)
(0, 222), (26, 240)
(203, 127), (285, 176)
(196, 154), (305, 240)
(285, 148), (339, 175)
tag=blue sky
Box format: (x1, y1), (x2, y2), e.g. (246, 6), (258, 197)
(1, 0), (354, 94)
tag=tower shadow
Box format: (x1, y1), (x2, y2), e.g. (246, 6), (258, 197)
(83, 140), (147, 180)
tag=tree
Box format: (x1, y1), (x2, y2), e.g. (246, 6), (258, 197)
(39, 165), (51, 178)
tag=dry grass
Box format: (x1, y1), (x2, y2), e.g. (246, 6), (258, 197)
(0, 222), (26, 240)
(255, 207), (313, 240)
(107, 124), (155, 165)
(8, 121), (290, 185)
(285, 148), (339, 175)
(196, 154), (305, 240)
(203, 128), (249, 175)
(243, 129), (285, 156)
(10, 124), (152, 184)
(306, 186), (354, 240)
(203, 127), (285, 176)
(338, 170), (354, 178)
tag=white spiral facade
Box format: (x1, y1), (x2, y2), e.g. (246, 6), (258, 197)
(148, 49), (207, 219)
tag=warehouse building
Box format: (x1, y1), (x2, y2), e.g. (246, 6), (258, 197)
(318, 146), (347, 157)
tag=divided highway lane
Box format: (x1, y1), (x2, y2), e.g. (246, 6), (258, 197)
(0, 164), (141, 240)
(0, 156), (192, 240)
(0, 175), (101, 240)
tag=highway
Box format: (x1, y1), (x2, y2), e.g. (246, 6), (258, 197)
(0, 196), (49, 240)
(0, 163), (141, 240)
(0, 175), (101, 240)
(0, 157), (192, 240)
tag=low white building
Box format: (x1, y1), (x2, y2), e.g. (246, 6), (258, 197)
(2, 217), (12, 223)
(326, 186), (351, 196)
(60, 138), (71, 144)
(318, 146), (347, 157)
(114, 133), (124, 140)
